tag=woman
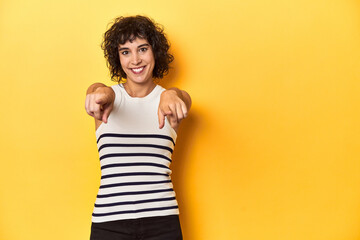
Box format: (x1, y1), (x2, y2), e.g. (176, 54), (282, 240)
(85, 15), (191, 240)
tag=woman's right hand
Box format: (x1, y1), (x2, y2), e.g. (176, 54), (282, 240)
(85, 84), (115, 124)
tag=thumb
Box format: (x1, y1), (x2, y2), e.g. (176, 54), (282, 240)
(95, 94), (107, 105)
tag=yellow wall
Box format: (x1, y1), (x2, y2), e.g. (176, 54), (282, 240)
(1, 0), (360, 239)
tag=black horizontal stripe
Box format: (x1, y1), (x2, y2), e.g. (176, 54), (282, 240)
(100, 180), (172, 189)
(101, 162), (170, 170)
(97, 133), (175, 146)
(98, 143), (173, 153)
(94, 197), (176, 207)
(100, 153), (171, 162)
(92, 205), (179, 217)
(96, 188), (174, 198)
(101, 172), (169, 180)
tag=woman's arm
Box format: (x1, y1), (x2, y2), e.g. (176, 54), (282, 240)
(85, 83), (192, 131)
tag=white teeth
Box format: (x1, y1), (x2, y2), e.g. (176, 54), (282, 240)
(132, 67), (144, 73)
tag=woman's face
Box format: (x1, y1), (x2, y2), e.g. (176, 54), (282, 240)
(118, 38), (155, 85)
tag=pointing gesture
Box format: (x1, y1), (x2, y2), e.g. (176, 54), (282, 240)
(85, 83), (115, 123)
(158, 88), (192, 131)
(85, 84), (191, 131)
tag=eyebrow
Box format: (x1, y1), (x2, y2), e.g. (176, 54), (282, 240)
(119, 43), (150, 51)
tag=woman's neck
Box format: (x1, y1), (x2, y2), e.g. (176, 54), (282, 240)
(122, 81), (156, 98)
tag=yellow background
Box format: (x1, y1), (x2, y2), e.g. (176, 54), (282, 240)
(1, 0), (360, 239)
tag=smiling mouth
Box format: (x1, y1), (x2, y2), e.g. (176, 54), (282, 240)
(131, 66), (145, 74)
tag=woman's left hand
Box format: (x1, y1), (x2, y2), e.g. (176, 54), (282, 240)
(158, 88), (191, 131)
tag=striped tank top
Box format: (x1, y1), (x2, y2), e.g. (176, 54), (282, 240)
(92, 84), (179, 223)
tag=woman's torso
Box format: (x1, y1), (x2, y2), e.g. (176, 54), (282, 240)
(92, 84), (179, 223)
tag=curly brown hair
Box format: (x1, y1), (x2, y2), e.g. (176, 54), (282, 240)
(101, 15), (174, 82)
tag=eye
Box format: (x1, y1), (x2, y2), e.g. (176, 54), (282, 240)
(139, 47), (148, 53)
(120, 51), (128, 55)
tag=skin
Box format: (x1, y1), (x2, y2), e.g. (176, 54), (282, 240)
(85, 38), (191, 132)
(118, 38), (156, 97)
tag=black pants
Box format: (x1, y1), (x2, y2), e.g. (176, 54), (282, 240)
(90, 215), (183, 240)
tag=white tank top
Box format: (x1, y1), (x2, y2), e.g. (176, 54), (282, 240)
(92, 84), (179, 223)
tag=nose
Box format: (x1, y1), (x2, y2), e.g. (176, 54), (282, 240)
(131, 53), (142, 65)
